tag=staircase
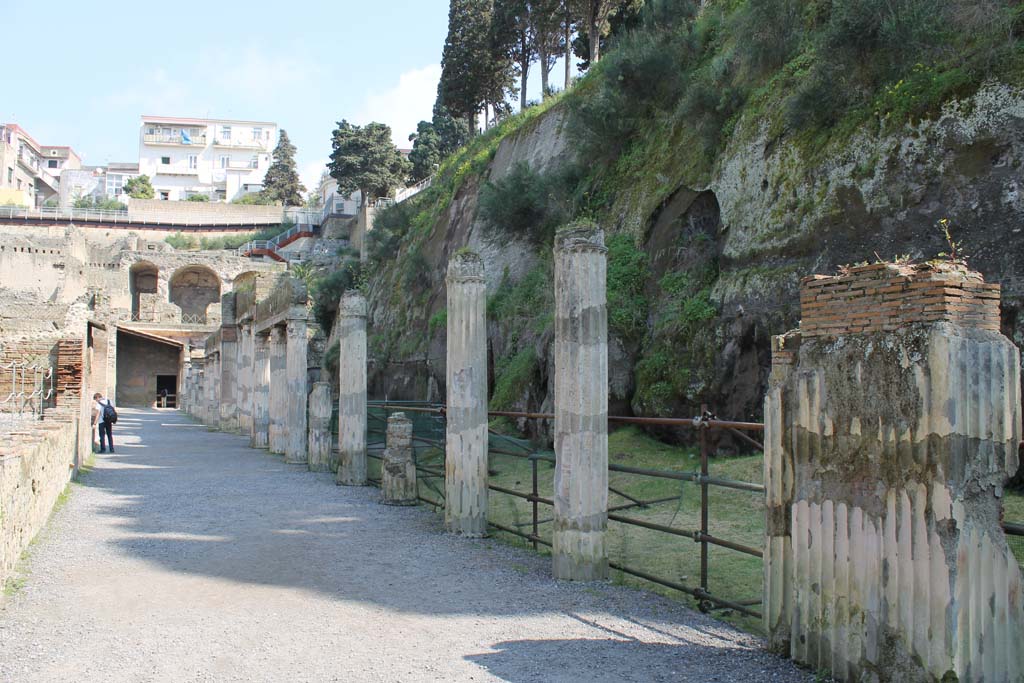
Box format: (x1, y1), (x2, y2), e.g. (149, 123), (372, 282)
(237, 222), (318, 262)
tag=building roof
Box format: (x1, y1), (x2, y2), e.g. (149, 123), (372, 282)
(116, 326), (184, 348)
(141, 115), (277, 127)
(1, 123), (80, 159)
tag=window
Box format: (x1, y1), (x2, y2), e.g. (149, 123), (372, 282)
(47, 159), (58, 169)
(249, 155), (258, 169)
(6, 168), (12, 184)
(188, 154), (198, 170)
(220, 125), (232, 141)
(16, 179), (21, 189)
(219, 155), (230, 169)
(159, 191), (170, 200)
(252, 127), (262, 141)
(161, 156), (170, 165)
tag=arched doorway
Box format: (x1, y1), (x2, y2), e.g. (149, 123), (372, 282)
(169, 265), (221, 324)
(129, 261), (159, 321)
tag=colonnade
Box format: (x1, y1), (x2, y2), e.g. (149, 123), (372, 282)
(179, 224), (614, 582)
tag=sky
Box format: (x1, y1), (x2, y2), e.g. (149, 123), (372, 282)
(2, 0), (463, 195)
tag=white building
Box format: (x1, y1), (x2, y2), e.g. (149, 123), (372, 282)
(138, 116), (277, 202)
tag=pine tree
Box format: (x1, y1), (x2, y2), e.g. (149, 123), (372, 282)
(409, 105), (472, 181)
(124, 174), (155, 199)
(531, 0), (566, 97)
(261, 130), (306, 206)
(328, 120), (410, 202)
(439, 0), (495, 132)
(492, 0), (536, 111)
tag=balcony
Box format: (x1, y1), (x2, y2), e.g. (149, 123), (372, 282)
(143, 133), (209, 146)
(212, 138), (269, 150)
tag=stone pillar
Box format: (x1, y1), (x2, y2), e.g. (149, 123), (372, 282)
(552, 224), (608, 582)
(251, 332), (270, 449)
(337, 291), (367, 486)
(268, 326), (287, 454)
(444, 252), (488, 536)
(105, 332), (117, 404)
(765, 263), (1023, 682)
(206, 352), (219, 427)
(237, 321), (254, 435)
(285, 318), (309, 465)
(307, 382), (332, 472)
(219, 294), (239, 432)
(381, 412), (417, 505)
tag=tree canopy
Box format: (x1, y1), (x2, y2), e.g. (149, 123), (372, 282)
(123, 174), (155, 199)
(408, 106), (472, 182)
(261, 130), (306, 206)
(328, 120), (410, 201)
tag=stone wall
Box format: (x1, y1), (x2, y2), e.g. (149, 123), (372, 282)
(126, 198), (284, 225)
(0, 334), (88, 589)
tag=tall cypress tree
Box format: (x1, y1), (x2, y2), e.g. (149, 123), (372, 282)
(439, 0), (499, 132)
(261, 130), (306, 206)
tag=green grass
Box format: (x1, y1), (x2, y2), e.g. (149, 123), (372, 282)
(1002, 490), (1024, 567)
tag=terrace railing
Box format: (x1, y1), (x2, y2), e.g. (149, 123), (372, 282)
(0, 361), (55, 431)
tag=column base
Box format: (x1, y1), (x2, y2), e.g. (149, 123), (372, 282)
(553, 529), (608, 581)
(445, 516), (488, 538)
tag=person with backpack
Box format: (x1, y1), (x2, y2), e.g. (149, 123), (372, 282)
(91, 392), (118, 453)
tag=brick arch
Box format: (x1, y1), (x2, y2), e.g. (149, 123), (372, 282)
(129, 261), (159, 320)
(169, 265), (221, 324)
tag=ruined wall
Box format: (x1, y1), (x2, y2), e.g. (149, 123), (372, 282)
(765, 262), (1023, 682)
(0, 336), (87, 588)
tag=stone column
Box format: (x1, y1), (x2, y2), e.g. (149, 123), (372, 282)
(268, 326), (287, 454)
(251, 332), (270, 449)
(219, 294), (239, 432)
(337, 291), (367, 486)
(765, 263), (1023, 681)
(444, 252), (488, 536)
(307, 382), (332, 472)
(552, 224), (609, 582)
(285, 318), (309, 465)
(237, 322), (254, 435)
(381, 412), (417, 505)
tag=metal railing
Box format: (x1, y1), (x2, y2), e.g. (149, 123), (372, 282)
(0, 204), (285, 228)
(143, 133), (208, 146)
(358, 400), (766, 621)
(0, 361), (55, 430)
(394, 175), (434, 203)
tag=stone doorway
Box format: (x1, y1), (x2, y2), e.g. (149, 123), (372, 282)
(156, 374), (177, 408)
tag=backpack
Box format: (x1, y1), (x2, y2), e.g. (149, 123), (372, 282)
(102, 400), (118, 424)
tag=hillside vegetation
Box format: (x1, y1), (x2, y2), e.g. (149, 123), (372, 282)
(323, 0), (1024, 445)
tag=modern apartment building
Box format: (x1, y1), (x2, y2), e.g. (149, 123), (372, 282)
(138, 116), (276, 202)
(0, 124), (79, 207)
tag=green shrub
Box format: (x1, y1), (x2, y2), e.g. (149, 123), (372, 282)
(478, 162), (568, 245)
(187, 194), (210, 202)
(164, 232), (197, 250)
(490, 348), (539, 410)
(606, 234), (649, 342)
(367, 201), (416, 262)
(428, 309), (447, 337)
(310, 259), (362, 330)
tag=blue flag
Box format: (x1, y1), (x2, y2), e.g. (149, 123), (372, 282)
(181, 129), (192, 144)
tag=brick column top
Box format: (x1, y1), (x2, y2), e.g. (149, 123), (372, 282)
(798, 261), (1000, 339)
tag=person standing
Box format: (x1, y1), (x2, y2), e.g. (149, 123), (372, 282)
(91, 392), (117, 453)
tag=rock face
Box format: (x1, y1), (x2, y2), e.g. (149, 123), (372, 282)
(364, 84), (1024, 450)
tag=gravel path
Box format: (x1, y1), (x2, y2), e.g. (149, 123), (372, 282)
(0, 408), (809, 682)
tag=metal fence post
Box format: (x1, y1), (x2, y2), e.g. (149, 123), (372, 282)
(699, 403), (709, 594)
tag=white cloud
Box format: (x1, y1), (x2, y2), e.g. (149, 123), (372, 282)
(301, 159), (330, 197)
(355, 64), (441, 147)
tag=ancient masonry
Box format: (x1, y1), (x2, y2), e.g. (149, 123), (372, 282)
(764, 262), (1023, 682)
